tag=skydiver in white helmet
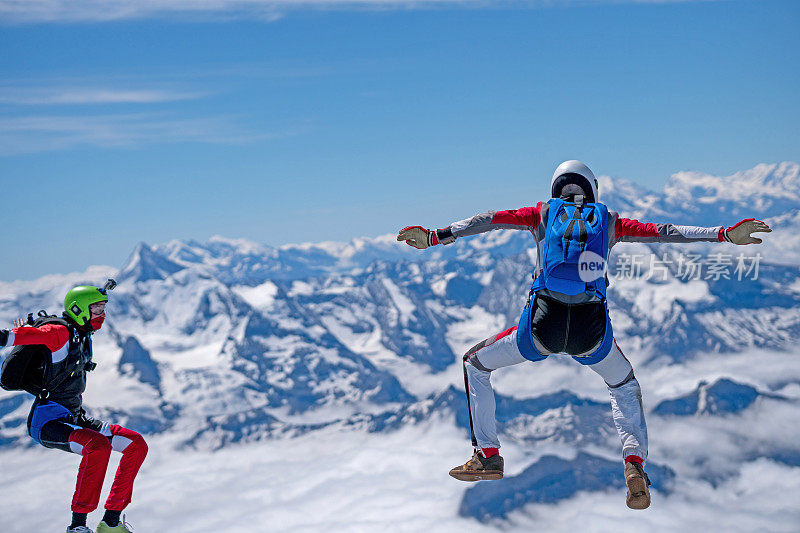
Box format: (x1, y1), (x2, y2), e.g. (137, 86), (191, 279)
(397, 160), (770, 509)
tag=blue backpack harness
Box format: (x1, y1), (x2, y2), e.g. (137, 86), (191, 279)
(516, 197), (615, 365)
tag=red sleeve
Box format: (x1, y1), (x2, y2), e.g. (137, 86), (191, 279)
(11, 324), (70, 352)
(490, 202), (541, 228)
(615, 217), (659, 240)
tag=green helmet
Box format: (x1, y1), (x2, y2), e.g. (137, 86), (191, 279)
(64, 286), (109, 326)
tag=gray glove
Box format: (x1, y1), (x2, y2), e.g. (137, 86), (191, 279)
(724, 219), (772, 245)
(397, 226), (439, 250)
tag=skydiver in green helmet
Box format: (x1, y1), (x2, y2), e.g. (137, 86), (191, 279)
(1, 280), (147, 533)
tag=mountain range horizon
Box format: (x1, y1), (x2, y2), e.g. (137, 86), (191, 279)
(1, 160), (799, 532)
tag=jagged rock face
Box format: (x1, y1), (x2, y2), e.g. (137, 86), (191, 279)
(1, 163), (799, 516)
(230, 309), (413, 413)
(119, 335), (161, 391)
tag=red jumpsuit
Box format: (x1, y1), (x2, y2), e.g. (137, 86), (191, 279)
(6, 323), (148, 514)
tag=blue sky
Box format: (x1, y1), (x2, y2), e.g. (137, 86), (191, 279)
(1, 0), (798, 281)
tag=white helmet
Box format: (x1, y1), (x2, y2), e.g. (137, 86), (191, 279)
(550, 160), (598, 203)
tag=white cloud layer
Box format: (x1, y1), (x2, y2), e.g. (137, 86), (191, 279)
(0, 113), (305, 155)
(1, 420), (797, 532)
(0, 0), (719, 24)
(0, 68), (322, 155)
(0, 88), (202, 105)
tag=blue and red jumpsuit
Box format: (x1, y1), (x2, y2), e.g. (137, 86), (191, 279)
(430, 201), (728, 463)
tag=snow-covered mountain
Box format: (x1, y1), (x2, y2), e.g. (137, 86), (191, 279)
(1, 162), (799, 532)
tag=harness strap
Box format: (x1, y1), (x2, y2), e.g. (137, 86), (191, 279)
(562, 202), (587, 260)
(37, 322), (92, 400)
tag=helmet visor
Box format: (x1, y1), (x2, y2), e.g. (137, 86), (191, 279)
(552, 173), (596, 203)
(89, 302), (106, 317)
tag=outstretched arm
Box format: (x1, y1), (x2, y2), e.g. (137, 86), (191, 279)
(613, 217), (771, 246)
(0, 323), (70, 352)
(398, 203), (542, 249)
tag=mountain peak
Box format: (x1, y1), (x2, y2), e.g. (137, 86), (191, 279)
(118, 242), (185, 283)
(652, 377), (787, 416)
(599, 161), (800, 224)
(665, 161), (800, 204)
(207, 235), (271, 256)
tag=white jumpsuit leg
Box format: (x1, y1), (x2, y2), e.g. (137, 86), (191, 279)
(463, 327), (526, 449)
(588, 341), (649, 461)
(464, 328), (648, 462)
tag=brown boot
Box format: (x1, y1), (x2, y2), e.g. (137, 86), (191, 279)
(625, 461), (651, 510)
(449, 450), (504, 482)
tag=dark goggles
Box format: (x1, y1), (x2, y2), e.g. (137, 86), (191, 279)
(89, 302), (106, 316)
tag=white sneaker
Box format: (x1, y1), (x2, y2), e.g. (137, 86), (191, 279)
(66, 526), (93, 533)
